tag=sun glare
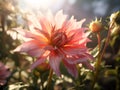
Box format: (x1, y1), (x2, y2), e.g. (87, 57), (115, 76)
(25, 0), (57, 9)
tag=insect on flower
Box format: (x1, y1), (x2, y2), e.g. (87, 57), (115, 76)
(14, 10), (94, 78)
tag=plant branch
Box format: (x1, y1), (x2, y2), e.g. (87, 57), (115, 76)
(47, 68), (53, 90)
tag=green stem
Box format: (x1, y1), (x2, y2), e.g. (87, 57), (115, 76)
(116, 66), (120, 90)
(1, 14), (5, 31)
(47, 69), (53, 90)
(99, 28), (111, 61)
(92, 32), (101, 89)
(92, 27), (111, 89)
(96, 32), (101, 67)
(40, 74), (44, 90)
(97, 32), (101, 52)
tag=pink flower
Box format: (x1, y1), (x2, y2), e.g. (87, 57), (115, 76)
(0, 62), (10, 85)
(14, 10), (94, 78)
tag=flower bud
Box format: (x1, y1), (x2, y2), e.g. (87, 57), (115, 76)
(111, 26), (120, 35)
(110, 11), (120, 25)
(110, 11), (120, 35)
(34, 62), (50, 77)
(89, 18), (102, 33)
(36, 62), (50, 72)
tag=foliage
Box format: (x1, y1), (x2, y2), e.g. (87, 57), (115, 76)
(0, 0), (120, 90)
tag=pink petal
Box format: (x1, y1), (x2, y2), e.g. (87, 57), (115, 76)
(34, 28), (50, 40)
(49, 51), (61, 76)
(46, 10), (54, 26)
(28, 48), (45, 57)
(61, 46), (87, 55)
(61, 16), (76, 32)
(0, 80), (6, 85)
(14, 40), (45, 57)
(76, 19), (86, 28)
(65, 55), (88, 64)
(82, 61), (94, 70)
(55, 10), (67, 29)
(26, 14), (42, 30)
(30, 56), (46, 70)
(0, 71), (10, 79)
(39, 16), (52, 36)
(0, 63), (4, 69)
(61, 17), (85, 32)
(63, 59), (78, 78)
(67, 28), (84, 38)
(0, 62), (10, 85)
(67, 28), (89, 45)
(13, 28), (48, 44)
(83, 53), (94, 61)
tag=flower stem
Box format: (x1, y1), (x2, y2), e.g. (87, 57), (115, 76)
(92, 32), (101, 89)
(99, 28), (111, 61)
(1, 14), (5, 31)
(96, 32), (101, 66)
(47, 68), (53, 90)
(97, 32), (101, 53)
(116, 66), (120, 90)
(92, 26), (111, 89)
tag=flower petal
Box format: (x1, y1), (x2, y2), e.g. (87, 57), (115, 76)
(61, 46), (87, 55)
(63, 59), (78, 78)
(30, 56), (46, 70)
(14, 40), (45, 57)
(65, 55), (88, 64)
(61, 16), (76, 32)
(39, 16), (52, 36)
(49, 51), (61, 76)
(0, 62), (10, 85)
(83, 53), (94, 61)
(55, 10), (67, 29)
(13, 28), (48, 44)
(0, 80), (6, 85)
(26, 14), (42, 30)
(82, 61), (94, 70)
(46, 10), (54, 26)
(76, 19), (86, 28)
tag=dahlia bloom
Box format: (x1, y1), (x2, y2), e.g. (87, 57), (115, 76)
(0, 62), (10, 85)
(14, 10), (94, 78)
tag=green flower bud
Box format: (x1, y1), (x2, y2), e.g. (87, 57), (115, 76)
(110, 11), (120, 35)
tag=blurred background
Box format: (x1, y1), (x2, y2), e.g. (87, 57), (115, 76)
(0, 0), (120, 90)
(17, 0), (120, 22)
